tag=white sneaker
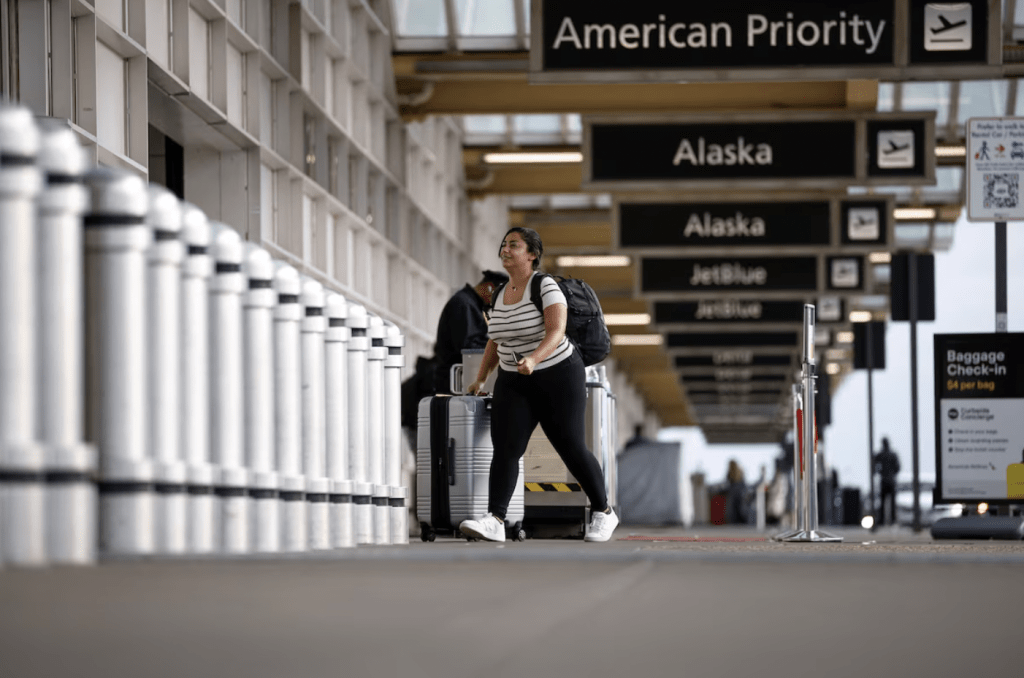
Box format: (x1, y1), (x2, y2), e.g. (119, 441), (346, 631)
(585, 508), (619, 542)
(459, 513), (506, 542)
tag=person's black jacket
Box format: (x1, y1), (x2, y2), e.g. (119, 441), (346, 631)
(874, 448), (901, 490)
(434, 284), (489, 394)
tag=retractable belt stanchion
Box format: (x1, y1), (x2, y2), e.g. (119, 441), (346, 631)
(209, 224), (249, 553)
(147, 186), (187, 554)
(301, 277), (330, 550)
(36, 119), (95, 565)
(773, 384), (804, 541)
(274, 262), (306, 551)
(325, 293), (354, 548)
(84, 167), (154, 556)
(345, 303), (372, 545)
(243, 244), (279, 553)
(0, 104), (46, 566)
(180, 204), (215, 554)
(367, 314), (389, 545)
(384, 322), (408, 545)
(781, 305), (841, 543)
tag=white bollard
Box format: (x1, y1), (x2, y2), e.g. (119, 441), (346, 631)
(367, 314), (389, 545)
(384, 322), (406, 545)
(84, 166), (154, 556)
(390, 486), (409, 545)
(180, 203), (215, 554)
(345, 303), (372, 544)
(325, 293), (352, 548)
(209, 223), (249, 554)
(0, 104), (46, 566)
(274, 262), (306, 552)
(36, 118), (96, 565)
(146, 186), (187, 555)
(243, 244), (279, 553)
(301, 277), (329, 550)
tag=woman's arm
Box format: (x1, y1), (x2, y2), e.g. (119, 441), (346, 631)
(517, 303), (566, 375)
(467, 339), (500, 395)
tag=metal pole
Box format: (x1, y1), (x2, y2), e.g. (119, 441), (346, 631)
(996, 221), (1007, 333)
(866, 322), (876, 529)
(909, 252), (922, 533)
(773, 384), (802, 541)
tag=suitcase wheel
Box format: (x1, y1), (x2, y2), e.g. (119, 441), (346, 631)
(420, 523), (436, 542)
(508, 521), (526, 542)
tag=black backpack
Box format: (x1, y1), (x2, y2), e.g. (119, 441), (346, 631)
(491, 273), (611, 366)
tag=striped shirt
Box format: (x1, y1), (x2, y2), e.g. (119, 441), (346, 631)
(489, 272), (572, 372)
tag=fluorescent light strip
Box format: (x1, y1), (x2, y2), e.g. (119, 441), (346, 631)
(604, 313), (651, 326)
(935, 145), (966, 158)
(483, 152), (583, 164)
(556, 255), (631, 267)
(835, 331), (855, 344)
(849, 311), (873, 323)
(868, 251), (892, 263)
(611, 334), (663, 346)
(894, 207), (936, 220)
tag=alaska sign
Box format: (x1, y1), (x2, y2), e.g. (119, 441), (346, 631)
(531, 0), (1000, 83)
(584, 112), (935, 191)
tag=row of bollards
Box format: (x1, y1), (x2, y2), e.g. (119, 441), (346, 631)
(774, 304), (841, 543)
(0, 102), (408, 568)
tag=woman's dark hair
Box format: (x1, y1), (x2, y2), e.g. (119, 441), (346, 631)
(501, 227), (543, 270)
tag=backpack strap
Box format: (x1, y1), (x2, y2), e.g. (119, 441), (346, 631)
(486, 280), (507, 319)
(530, 272), (547, 315)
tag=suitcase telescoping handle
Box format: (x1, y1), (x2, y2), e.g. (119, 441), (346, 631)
(447, 438), (456, 485)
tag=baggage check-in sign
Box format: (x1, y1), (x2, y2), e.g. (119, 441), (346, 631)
(966, 117), (1024, 221)
(531, 0), (1000, 83)
(584, 112), (935, 192)
(934, 333), (1024, 503)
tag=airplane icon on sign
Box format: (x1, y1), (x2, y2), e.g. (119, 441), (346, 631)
(884, 139), (910, 154)
(931, 15), (967, 34)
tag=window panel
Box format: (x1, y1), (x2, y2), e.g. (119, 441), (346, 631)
(877, 83), (894, 112)
(395, 0), (447, 37)
(958, 80), (1009, 125)
(455, 0), (515, 36)
(900, 81), (950, 127)
(188, 8), (209, 99)
(95, 41), (126, 155)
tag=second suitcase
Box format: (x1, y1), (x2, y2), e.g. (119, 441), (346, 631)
(416, 395), (525, 541)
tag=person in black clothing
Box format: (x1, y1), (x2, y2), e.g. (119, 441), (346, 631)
(433, 270), (508, 394)
(874, 437), (901, 526)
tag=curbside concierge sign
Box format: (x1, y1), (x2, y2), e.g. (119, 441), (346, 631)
(934, 333), (1024, 504)
(530, 0), (999, 82)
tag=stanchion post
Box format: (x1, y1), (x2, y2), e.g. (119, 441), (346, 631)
(325, 292), (354, 548)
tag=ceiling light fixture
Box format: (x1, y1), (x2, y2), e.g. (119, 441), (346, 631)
(868, 251), (892, 263)
(849, 311), (873, 323)
(483, 152), (583, 164)
(893, 207), (937, 220)
(556, 255), (631, 267)
(935, 145), (966, 158)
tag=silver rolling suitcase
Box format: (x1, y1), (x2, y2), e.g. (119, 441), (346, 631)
(416, 395), (525, 541)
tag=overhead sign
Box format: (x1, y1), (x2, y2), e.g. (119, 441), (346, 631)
(965, 117), (1024, 222)
(654, 299), (806, 325)
(584, 112), (935, 191)
(530, 0), (1000, 82)
(666, 331), (800, 349)
(640, 255), (869, 297)
(934, 333), (1024, 504)
(617, 197), (891, 252)
(675, 353), (794, 368)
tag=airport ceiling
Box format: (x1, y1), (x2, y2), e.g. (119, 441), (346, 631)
(386, 0), (1024, 439)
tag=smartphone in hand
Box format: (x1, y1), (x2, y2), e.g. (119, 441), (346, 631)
(512, 351), (524, 364)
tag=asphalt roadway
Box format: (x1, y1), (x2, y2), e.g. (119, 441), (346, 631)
(1, 524), (1022, 678)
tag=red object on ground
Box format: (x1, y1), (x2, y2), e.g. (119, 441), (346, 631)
(710, 494), (726, 525)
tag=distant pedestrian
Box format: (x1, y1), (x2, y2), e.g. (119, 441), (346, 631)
(725, 459), (748, 525)
(874, 437), (901, 526)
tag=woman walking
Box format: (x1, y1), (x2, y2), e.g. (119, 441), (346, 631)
(460, 227), (618, 543)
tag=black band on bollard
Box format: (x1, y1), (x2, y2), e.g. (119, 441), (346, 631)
(98, 480), (154, 494)
(329, 318), (345, 327)
(0, 152), (36, 166)
(249, 279), (272, 289)
(188, 245), (208, 256)
(351, 328), (367, 337)
(330, 494), (352, 503)
(0, 470), (46, 483)
(155, 483), (187, 494)
(47, 173), (80, 185)
(280, 490), (305, 502)
(307, 493), (329, 503)
(306, 307), (323, 316)
(187, 485), (213, 496)
(372, 338), (384, 347)
(278, 294), (300, 304)
(45, 470), (94, 484)
(84, 214), (147, 228)
(153, 229), (179, 241)
(352, 494), (371, 505)
(372, 496), (388, 507)
(388, 347), (402, 356)
(214, 486), (247, 498)
(249, 488), (278, 500)
(216, 262), (242, 274)
(388, 497), (405, 508)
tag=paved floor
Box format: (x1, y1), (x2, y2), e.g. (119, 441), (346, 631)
(1, 524), (1022, 678)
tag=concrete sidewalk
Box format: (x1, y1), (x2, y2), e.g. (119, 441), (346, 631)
(1, 524), (1021, 678)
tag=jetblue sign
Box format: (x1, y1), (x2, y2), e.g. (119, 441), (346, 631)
(531, 0), (999, 83)
(584, 112), (934, 191)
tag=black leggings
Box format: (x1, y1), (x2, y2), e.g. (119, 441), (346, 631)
(488, 351), (609, 518)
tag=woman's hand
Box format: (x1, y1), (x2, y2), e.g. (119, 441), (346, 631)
(516, 355), (536, 376)
(467, 379), (488, 396)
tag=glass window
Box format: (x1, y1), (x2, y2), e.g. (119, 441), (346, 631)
(901, 81), (951, 127)
(455, 0), (515, 36)
(923, 167), (963, 195)
(463, 114), (506, 134)
(877, 83), (894, 112)
(514, 114), (561, 133)
(95, 42), (126, 155)
(958, 80), (1009, 125)
(394, 0), (447, 37)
